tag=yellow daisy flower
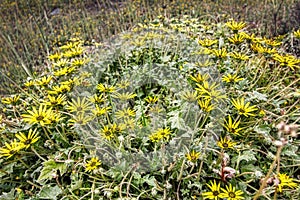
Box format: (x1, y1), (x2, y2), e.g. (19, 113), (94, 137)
(0, 140), (25, 158)
(231, 98), (257, 117)
(186, 150), (201, 162)
(22, 105), (54, 126)
(16, 129), (40, 149)
(85, 157), (101, 172)
(220, 184), (244, 200)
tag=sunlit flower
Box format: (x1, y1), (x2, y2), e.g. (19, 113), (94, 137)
(231, 98), (257, 117)
(36, 76), (53, 86)
(16, 129), (40, 149)
(196, 81), (219, 94)
(202, 180), (223, 200)
(276, 173), (298, 193)
(100, 124), (117, 140)
(250, 43), (277, 55)
(92, 105), (111, 117)
(60, 42), (80, 51)
(217, 137), (236, 149)
(111, 92), (137, 101)
(149, 105), (164, 113)
(180, 90), (198, 102)
(116, 80), (131, 89)
(43, 94), (67, 107)
(211, 48), (228, 59)
(198, 99), (215, 112)
(48, 52), (62, 61)
(186, 150), (201, 162)
(63, 46), (84, 58)
(53, 66), (70, 77)
(121, 33), (133, 40)
(293, 29), (300, 39)
(48, 84), (71, 95)
(222, 74), (244, 83)
(229, 52), (249, 61)
(1, 95), (20, 105)
(22, 105), (54, 126)
(97, 83), (116, 93)
(48, 111), (63, 124)
(24, 80), (35, 88)
(145, 96), (159, 104)
(115, 108), (135, 119)
(223, 115), (243, 135)
(226, 20), (246, 31)
(220, 184), (244, 200)
(157, 127), (171, 140)
(189, 73), (209, 83)
(66, 66), (76, 74)
(203, 89), (226, 102)
(123, 118), (136, 130)
(273, 53), (300, 70)
(264, 38), (282, 47)
(149, 132), (163, 143)
(243, 33), (263, 43)
(60, 77), (80, 87)
(66, 97), (93, 114)
(0, 140), (25, 158)
(228, 33), (246, 44)
(198, 38), (218, 47)
(85, 157), (101, 172)
(89, 94), (106, 104)
(52, 58), (69, 68)
(194, 60), (214, 67)
(196, 81), (226, 102)
(149, 127), (171, 142)
(68, 113), (94, 126)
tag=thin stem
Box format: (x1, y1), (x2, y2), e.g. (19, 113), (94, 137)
(253, 146), (282, 200)
(31, 146), (46, 161)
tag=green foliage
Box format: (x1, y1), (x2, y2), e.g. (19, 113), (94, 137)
(0, 3), (300, 199)
(38, 159), (68, 181)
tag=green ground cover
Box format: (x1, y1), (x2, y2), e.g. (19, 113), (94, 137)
(0, 0), (299, 199)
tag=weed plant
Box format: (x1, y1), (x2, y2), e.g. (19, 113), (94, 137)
(0, 14), (299, 199)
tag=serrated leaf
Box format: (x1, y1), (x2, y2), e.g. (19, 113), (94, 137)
(282, 145), (299, 158)
(236, 150), (257, 163)
(168, 112), (186, 130)
(0, 189), (15, 200)
(38, 185), (62, 200)
(0, 162), (15, 178)
(38, 159), (67, 181)
(251, 91), (268, 101)
(254, 125), (271, 135)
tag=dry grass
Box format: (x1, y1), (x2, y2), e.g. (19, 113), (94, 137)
(0, 0), (299, 94)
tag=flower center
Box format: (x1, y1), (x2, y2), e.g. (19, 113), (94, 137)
(9, 150), (16, 155)
(229, 192), (236, 198)
(24, 139), (32, 145)
(212, 191), (219, 196)
(90, 161), (97, 167)
(36, 115), (45, 121)
(238, 108), (245, 113)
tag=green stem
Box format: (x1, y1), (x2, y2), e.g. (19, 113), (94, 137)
(253, 146), (282, 200)
(31, 146), (46, 161)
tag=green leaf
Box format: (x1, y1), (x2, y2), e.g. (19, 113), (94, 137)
(250, 91), (268, 101)
(38, 159), (67, 181)
(236, 150), (257, 163)
(0, 162), (15, 178)
(38, 185), (62, 200)
(168, 111), (186, 130)
(0, 189), (15, 200)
